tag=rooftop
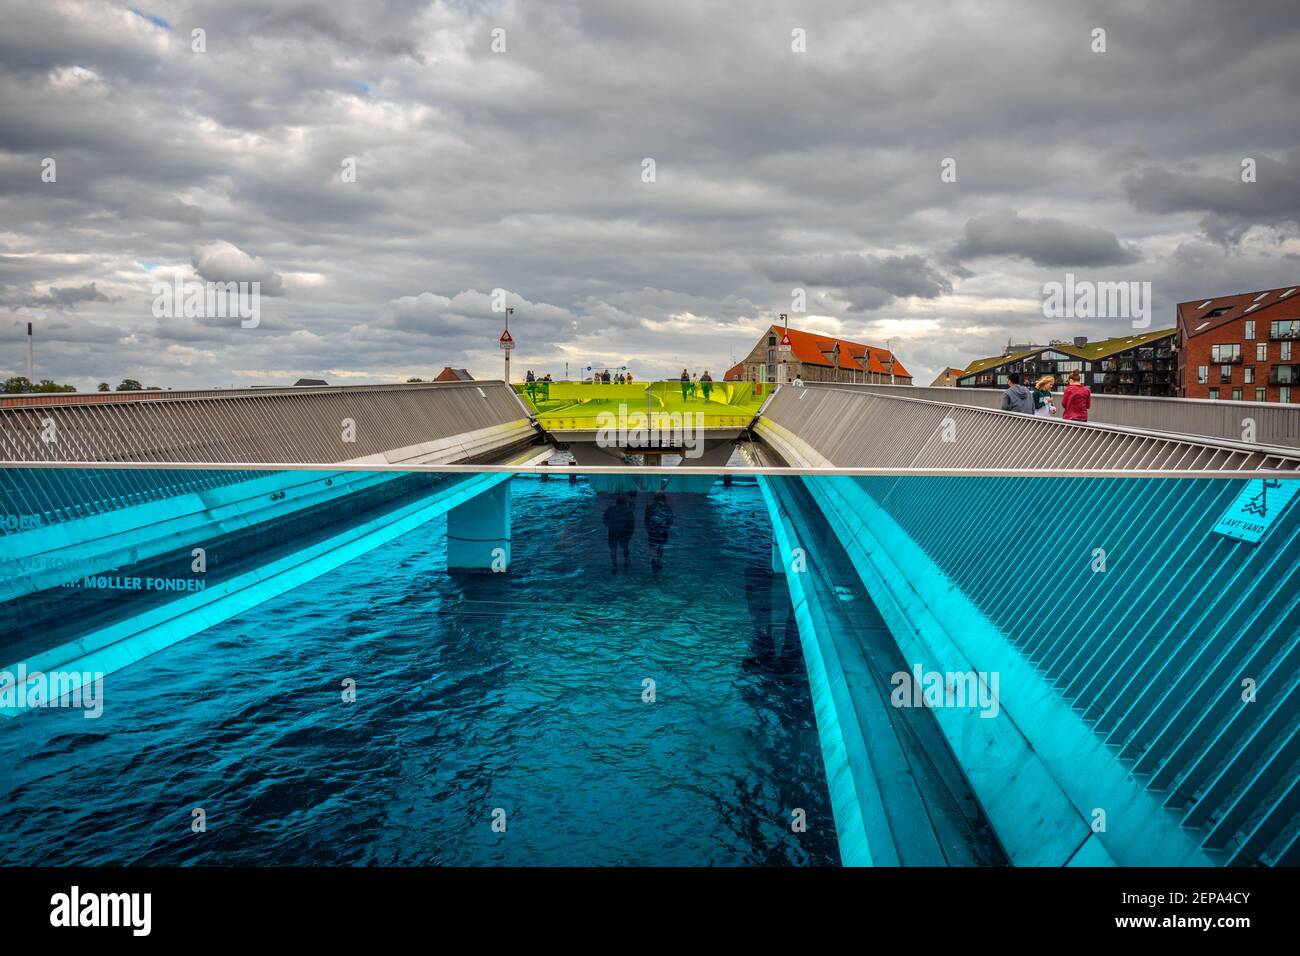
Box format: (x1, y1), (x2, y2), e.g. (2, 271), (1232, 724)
(962, 328), (1175, 376)
(1177, 284), (1300, 338)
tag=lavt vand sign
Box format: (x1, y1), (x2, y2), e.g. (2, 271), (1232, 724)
(1213, 478), (1300, 544)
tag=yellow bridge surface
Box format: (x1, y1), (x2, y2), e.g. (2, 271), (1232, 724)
(514, 381), (767, 431)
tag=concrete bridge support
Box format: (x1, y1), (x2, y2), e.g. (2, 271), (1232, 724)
(447, 478), (511, 572)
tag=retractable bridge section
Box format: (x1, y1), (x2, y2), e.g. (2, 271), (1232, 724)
(757, 384), (1300, 866)
(0, 381), (541, 467)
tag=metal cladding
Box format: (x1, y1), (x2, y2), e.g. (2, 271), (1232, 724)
(757, 383), (1300, 472)
(0, 381), (536, 465)
(801, 473), (1300, 866)
(807, 382), (1300, 450)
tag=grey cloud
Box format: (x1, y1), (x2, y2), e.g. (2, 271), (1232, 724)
(952, 210), (1140, 268)
(1123, 154), (1300, 244)
(191, 241), (286, 296)
(0, 0), (1297, 389)
(758, 253), (954, 312)
(2, 281), (110, 310)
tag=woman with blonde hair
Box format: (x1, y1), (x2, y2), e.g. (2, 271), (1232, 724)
(1032, 374), (1056, 417)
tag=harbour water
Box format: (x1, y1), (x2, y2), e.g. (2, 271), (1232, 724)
(0, 476), (839, 866)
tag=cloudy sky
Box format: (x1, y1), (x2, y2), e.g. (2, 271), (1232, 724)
(2, 0), (1298, 389)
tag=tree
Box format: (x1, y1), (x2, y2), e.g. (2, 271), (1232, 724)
(98, 382), (111, 392)
(117, 379), (144, 391)
(3, 376), (33, 394)
(34, 379), (76, 393)
(406, 377), (425, 383)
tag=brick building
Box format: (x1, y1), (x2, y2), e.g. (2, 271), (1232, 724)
(957, 329), (1176, 396)
(1176, 286), (1300, 402)
(726, 325), (911, 385)
(929, 367), (965, 387)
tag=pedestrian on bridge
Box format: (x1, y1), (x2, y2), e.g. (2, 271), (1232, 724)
(700, 370), (713, 401)
(680, 369), (690, 402)
(1032, 375), (1057, 417)
(1062, 370), (1092, 422)
(999, 372), (1034, 413)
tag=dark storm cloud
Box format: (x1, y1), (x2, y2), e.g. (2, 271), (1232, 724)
(758, 253), (955, 311)
(2, 281), (109, 310)
(952, 210), (1140, 268)
(0, 0), (1298, 388)
(1123, 153), (1300, 245)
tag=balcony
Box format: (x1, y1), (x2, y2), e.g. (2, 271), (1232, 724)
(1270, 322), (1300, 341)
(1268, 365), (1300, 386)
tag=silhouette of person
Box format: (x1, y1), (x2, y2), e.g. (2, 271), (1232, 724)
(644, 492), (674, 574)
(602, 494), (635, 573)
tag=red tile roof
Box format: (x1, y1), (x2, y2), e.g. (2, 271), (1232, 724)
(1177, 285), (1300, 338)
(771, 325), (911, 378)
(723, 361), (745, 381)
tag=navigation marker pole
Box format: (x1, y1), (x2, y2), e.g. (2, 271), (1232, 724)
(500, 307), (514, 382)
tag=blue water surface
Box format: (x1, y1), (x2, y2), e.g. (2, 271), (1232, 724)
(0, 477), (838, 866)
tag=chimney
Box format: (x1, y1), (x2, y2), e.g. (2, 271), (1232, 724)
(1073, 335), (1088, 347)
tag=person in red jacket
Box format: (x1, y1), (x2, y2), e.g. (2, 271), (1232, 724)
(1062, 370), (1092, 421)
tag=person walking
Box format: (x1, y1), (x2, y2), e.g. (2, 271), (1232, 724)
(999, 372), (1034, 413)
(700, 370), (713, 401)
(1062, 370), (1092, 422)
(602, 494), (635, 573)
(644, 492), (674, 574)
(680, 368), (690, 402)
(1032, 375), (1056, 417)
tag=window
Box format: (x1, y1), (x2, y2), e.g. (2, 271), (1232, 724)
(1283, 341), (1293, 361)
(767, 334), (777, 346)
(1220, 365), (1231, 383)
(1245, 320), (1256, 340)
(1209, 388), (1219, 400)
(1256, 387), (1267, 402)
(1283, 386), (1293, 404)
(996, 374), (1008, 385)
(1197, 365), (1208, 385)
(1210, 344), (1240, 362)
(1272, 319), (1300, 339)
(1257, 343), (1268, 362)
(1244, 366), (1255, 384)
(1204, 306), (1232, 317)
(1232, 389), (1242, 401)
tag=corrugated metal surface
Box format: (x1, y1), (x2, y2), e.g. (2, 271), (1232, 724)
(759, 385), (1300, 472)
(818, 382), (1300, 449)
(817, 474), (1300, 865)
(0, 382), (534, 464)
(0, 467), (263, 536)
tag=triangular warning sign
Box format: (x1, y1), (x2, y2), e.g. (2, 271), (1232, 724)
(499, 329), (514, 343)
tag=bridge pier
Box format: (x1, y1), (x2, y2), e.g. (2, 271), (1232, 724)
(447, 478), (511, 572)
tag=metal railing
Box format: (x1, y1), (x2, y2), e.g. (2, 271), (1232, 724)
(0, 381), (537, 465)
(757, 384), (1300, 473)
(808, 382), (1300, 449)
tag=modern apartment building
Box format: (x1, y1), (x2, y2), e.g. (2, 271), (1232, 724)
(1176, 286), (1300, 402)
(956, 329), (1177, 396)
